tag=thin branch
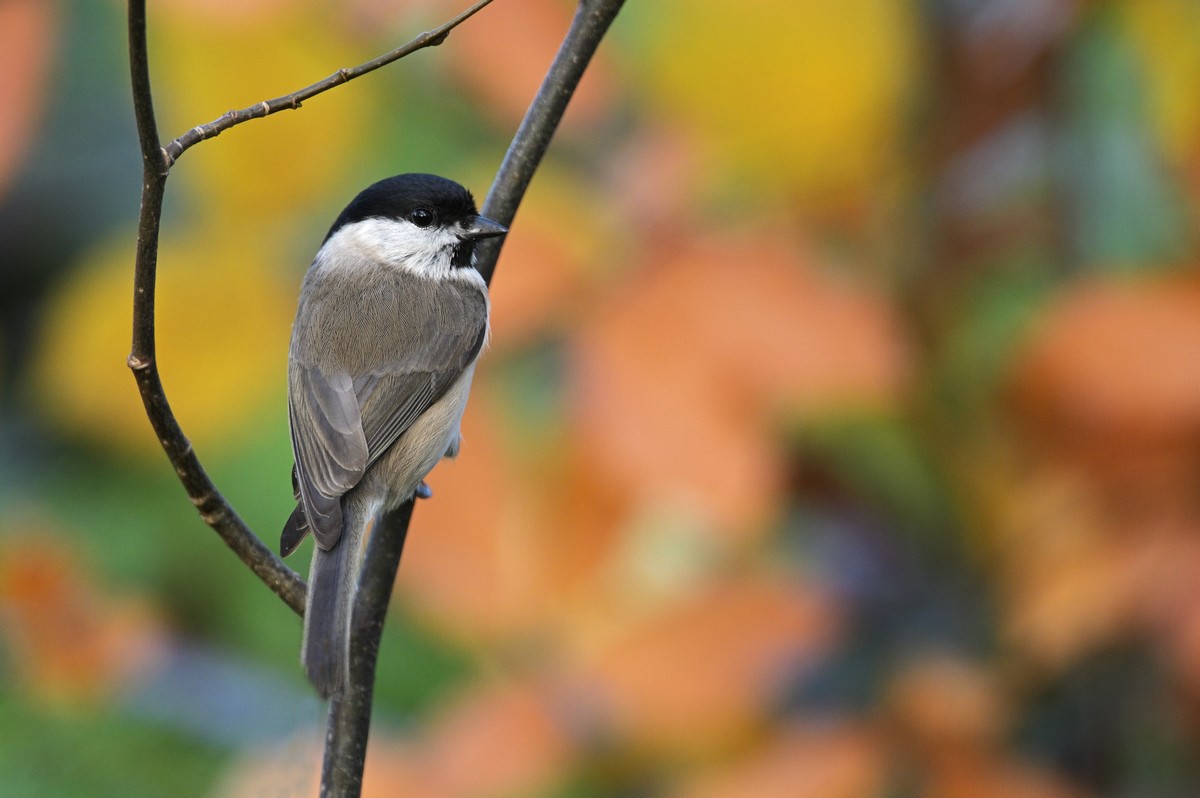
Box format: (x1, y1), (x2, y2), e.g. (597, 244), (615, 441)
(320, 0), (627, 793)
(128, 0), (306, 613)
(163, 0), (496, 167)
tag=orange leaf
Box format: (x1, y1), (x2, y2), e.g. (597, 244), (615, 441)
(218, 682), (573, 798)
(214, 731), (434, 798)
(422, 679), (575, 798)
(530, 446), (631, 605)
(570, 576), (839, 752)
(571, 231), (907, 530)
(1127, 532), (1200, 696)
(399, 379), (637, 646)
(670, 722), (888, 798)
(0, 529), (163, 704)
(924, 760), (1091, 798)
(607, 124), (706, 233)
(398, 381), (544, 642)
(1003, 531), (1144, 673)
(485, 171), (608, 349)
(1012, 276), (1200, 442)
(887, 656), (1009, 763)
(433, 0), (616, 130)
(0, 0), (56, 198)
(1009, 275), (1200, 519)
(985, 469), (1142, 672)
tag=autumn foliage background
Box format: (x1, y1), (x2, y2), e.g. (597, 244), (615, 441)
(3, 0), (1200, 795)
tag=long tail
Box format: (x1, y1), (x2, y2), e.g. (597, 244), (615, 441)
(298, 497), (416, 699)
(301, 502), (370, 699)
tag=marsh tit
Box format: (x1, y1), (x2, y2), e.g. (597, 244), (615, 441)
(279, 173), (505, 698)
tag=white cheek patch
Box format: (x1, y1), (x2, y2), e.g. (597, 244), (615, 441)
(317, 217), (466, 281)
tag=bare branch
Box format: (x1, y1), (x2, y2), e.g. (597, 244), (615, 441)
(162, 0), (496, 167)
(320, 0), (627, 793)
(127, 0), (306, 614)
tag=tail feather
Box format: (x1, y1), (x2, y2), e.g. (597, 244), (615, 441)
(302, 539), (352, 699)
(299, 497), (403, 699)
(280, 505), (309, 557)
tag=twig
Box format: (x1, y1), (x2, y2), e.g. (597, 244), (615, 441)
(320, 0), (626, 794)
(127, 0), (305, 613)
(163, 0), (496, 167)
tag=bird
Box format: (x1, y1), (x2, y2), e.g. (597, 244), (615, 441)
(279, 173), (505, 698)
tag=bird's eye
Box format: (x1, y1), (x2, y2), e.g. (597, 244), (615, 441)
(409, 208), (435, 228)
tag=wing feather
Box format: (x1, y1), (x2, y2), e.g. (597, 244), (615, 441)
(286, 277), (487, 552)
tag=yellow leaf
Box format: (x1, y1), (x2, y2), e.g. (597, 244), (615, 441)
(635, 0), (917, 198)
(1124, 0), (1200, 165)
(150, 4), (372, 222)
(34, 229), (294, 454)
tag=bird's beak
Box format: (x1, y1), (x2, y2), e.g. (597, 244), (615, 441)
(460, 215), (508, 241)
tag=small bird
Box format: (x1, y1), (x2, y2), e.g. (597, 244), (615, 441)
(280, 173), (505, 698)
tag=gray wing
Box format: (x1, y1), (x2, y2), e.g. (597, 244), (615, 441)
(289, 284), (487, 551)
(289, 368), (369, 549)
(355, 323), (486, 464)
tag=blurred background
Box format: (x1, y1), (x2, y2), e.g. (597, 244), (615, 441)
(2, 0), (1200, 795)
